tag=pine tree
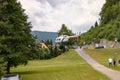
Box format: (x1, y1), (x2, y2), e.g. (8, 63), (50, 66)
(95, 21), (98, 27)
(0, 0), (35, 73)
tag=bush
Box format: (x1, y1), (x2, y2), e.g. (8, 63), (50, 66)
(0, 57), (6, 75)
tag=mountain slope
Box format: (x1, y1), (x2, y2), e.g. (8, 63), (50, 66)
(31, 31), (58, 43)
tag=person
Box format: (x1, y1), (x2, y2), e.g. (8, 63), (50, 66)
(113, 58), (116, 67)
(108, 58), (112, 67)
(118, 59), (120, 64)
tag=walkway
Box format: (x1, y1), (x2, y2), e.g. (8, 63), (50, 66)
(75, 49), (120, 80)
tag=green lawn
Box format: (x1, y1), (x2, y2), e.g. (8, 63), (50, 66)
(85, 48), (120, 71)
(10, 50), (110, 80)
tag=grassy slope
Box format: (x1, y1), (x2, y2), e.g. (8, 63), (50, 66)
(85, 48), (120, 71)
(11, 50), (110, 80)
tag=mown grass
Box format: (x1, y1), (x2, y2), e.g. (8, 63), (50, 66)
(85, 48), (120, 71)
(10, 50), (110, 80)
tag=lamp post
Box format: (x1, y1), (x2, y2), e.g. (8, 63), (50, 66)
(115, 37), (118, 48)
(115, 38), (117, 42)
(92, 38), (96, 48)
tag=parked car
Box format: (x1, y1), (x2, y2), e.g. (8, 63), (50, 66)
(1, 74), (21, 80)
(95, 46), (104, 49)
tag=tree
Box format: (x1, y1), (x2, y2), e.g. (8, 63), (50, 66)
(53, 45), (59, 57)
(48, 39), (54, 57)
(0, 0), (35, 73)
(58, 24), (74, 44)
(95, 21), (98, 27)
(45, 39), (51, 45)
(0, 57), (6, 75)
(58, 24), (77, 49)
(58, 24), (73, 36)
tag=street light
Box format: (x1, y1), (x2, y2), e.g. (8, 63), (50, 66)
(115, 37), (118, 42)
(115, 37), (118, 48)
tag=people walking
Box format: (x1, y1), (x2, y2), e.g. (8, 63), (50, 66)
(108, 58), (112, 67)
(113, 58), (116, 67)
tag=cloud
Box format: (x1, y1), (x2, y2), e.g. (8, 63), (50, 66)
(36, 0), (68, 8)
(19, 0), (105, 33)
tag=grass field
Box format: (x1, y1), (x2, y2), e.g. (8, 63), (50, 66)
(10, 50), (110, 80)
(85, 48), (120, 71)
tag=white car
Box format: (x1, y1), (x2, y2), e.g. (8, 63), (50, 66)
(1, 74), (21, 80)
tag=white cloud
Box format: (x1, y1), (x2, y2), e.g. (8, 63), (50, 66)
(19, 0), (105, 33)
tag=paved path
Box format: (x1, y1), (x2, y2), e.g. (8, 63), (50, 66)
(75, 49), (120, 80)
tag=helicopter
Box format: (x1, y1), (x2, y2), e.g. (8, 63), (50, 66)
(55, 32), (81, 43)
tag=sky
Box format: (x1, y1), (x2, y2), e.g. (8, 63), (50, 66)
(18, 0), (105, 33)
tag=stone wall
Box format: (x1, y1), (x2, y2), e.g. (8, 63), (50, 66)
(99, 39), (120, 48)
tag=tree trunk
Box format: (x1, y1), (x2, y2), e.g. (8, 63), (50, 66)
(6, 62), (10, 74)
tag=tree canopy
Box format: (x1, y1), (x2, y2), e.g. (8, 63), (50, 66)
(58, 24), (73, 36)
(0, 0), (35, 74)
(58, 24), (78, 48)
(80, 0), (120, 45)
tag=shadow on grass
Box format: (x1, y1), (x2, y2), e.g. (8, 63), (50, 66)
(12, 67), (74, 75)
(13, 71), (43, 75)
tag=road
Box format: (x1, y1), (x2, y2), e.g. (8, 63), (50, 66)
(75, 49), (120, 80)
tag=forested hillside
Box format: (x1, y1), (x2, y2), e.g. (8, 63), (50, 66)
(81, 0), (120, 44)
(31, 31), (58, 43)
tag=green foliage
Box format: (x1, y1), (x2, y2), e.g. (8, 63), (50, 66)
(95, 21), (98, 27)
(0, 57), (6, 75)
(39, 48), (50, 59)
(100, 0), (120, 25)
(45, 39), (53, 46)
(58, 24), (78, 48)
(28, 39), (61, 60)
(45, 39), (60, 58)
(53, 46), (58, 57)
(80, 0), (120, 44)
(58, 24), (73, 36)
(0, 0), (36, 73)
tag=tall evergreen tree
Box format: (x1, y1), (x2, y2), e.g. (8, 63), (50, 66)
(95, 21), (98, 27)
(0, 0), (35, 73)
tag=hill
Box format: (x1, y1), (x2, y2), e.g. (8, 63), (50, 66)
(80, 0), (120, 44)
(31, 31), (58, 43)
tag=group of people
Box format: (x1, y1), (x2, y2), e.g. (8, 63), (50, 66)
(108, 57), (120, 67)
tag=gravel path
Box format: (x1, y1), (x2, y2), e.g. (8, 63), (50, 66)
(75, 49), (120, 80)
